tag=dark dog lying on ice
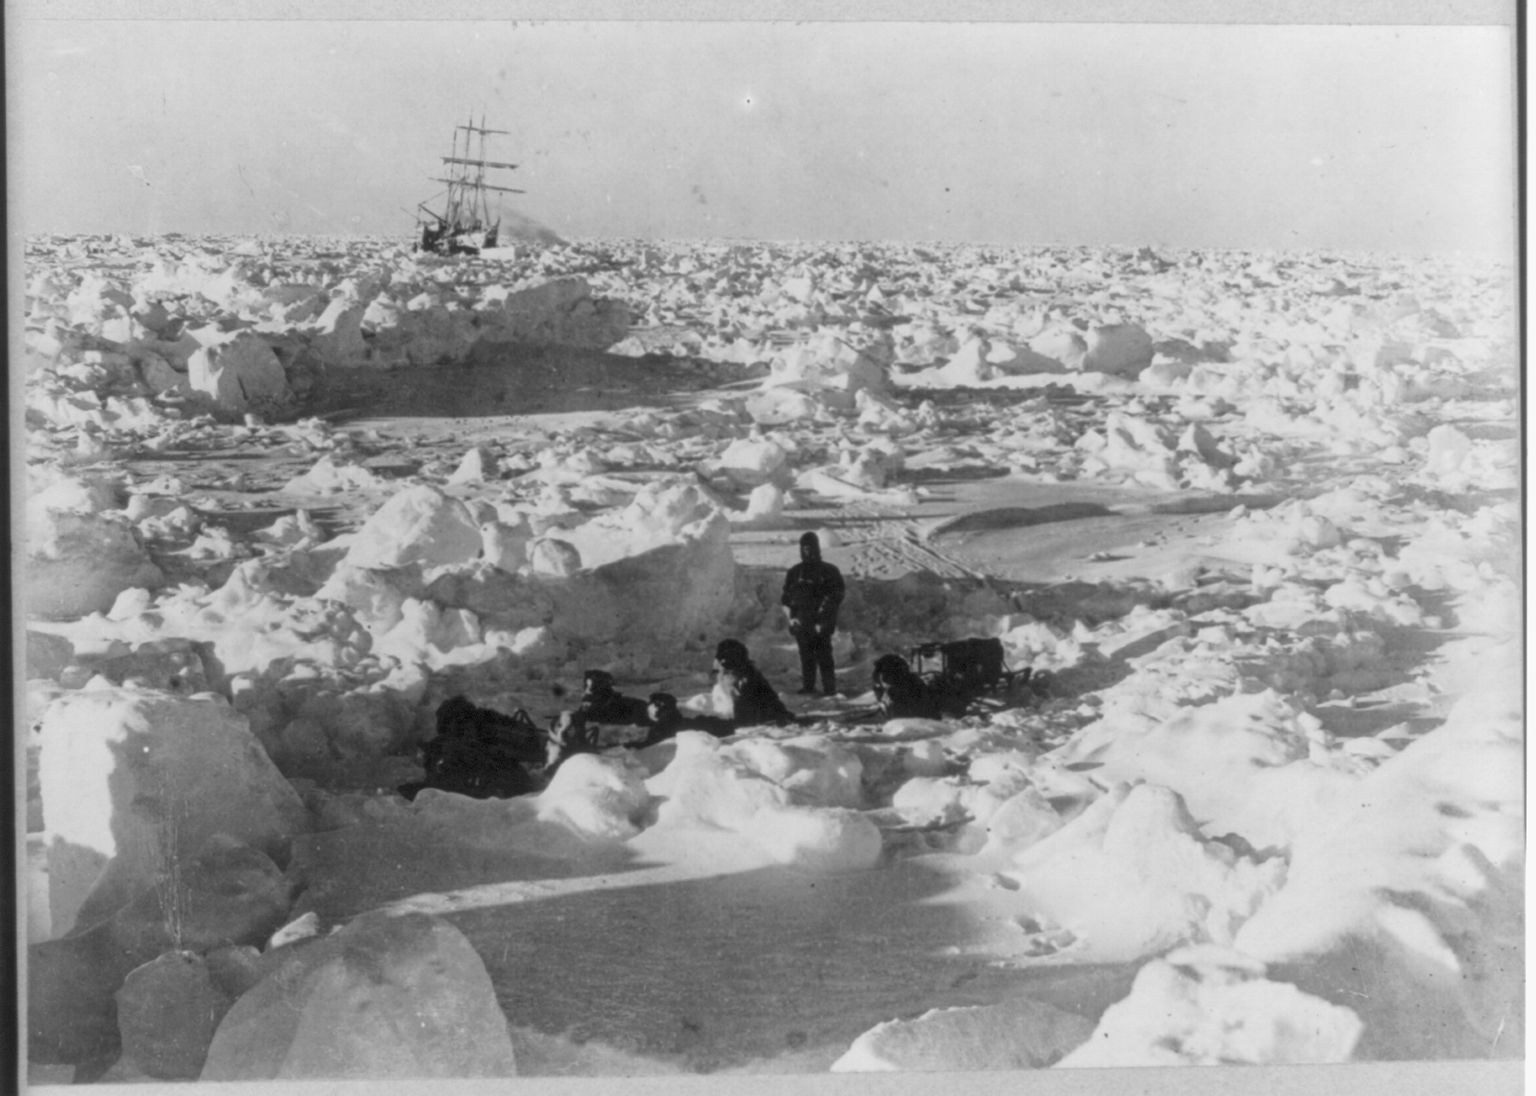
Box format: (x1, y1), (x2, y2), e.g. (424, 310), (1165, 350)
(545, 709), (603, 773)
(537, 670), (651, 776)
(871, 653), (951, 719)
(398, 696), (547, 801)
(873, 641), (1040, 721)
(547, 692), (735, 770)
(641, 692), (735, 744)
(576, 669), (651, 726)
(404, 674), (750, 798)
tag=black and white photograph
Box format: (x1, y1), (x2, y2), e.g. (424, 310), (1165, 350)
(11, 3), (1523, 1092)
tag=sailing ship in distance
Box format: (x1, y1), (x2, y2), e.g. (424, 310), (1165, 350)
(416, 114), (524, 256)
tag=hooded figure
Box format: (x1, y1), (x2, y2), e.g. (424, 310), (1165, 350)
(780, 531), (846, 695)
(712, 639), (793, 726)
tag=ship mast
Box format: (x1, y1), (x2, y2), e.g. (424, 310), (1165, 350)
(461, 112), (511, 232)
(418, 112), (524, 254)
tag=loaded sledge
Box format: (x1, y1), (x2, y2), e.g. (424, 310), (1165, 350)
(872, 637), (1048, 720)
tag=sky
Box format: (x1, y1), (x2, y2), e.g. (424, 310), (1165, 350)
(11, 16), (1518, 255)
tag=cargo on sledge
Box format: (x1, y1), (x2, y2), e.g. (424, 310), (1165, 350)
(871, 638), (1048, 721)
(908, 637), (1047, 709)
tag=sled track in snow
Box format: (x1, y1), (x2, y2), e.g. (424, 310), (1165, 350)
(838, 501), (981, 581)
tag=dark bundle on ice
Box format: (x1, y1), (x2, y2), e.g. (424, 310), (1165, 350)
(545, 709), (602, 773)
(871, 653), (950, 719)
(642, 692), (735, 743)
(433, 695), (550, 765)
(713, 639), (794, 726)
(547, 686), (736, 770)
(576, 669), (651, 726)
(912, 638), (1009, 695)
(870, 639), (1042, 720)
(398, 696), (547, 800)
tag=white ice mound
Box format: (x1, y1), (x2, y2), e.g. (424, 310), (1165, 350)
(1397, 503), (1522, 595)
(36, 687), (307, 939)
(343, 484), (482, 570)
(304, 295), (369, 366)
(112, 833), (294, 963)
(658, 734), (865, 815)
(754, 806), (883, 873)
(480, 516), (535, 572)
(115, 950), (234, 1079)
(981, 784), (1066, 853)
(1075, 410), (1181, 486)
(890, 764), (1044, 835)
(28, 470), (123, 516)
(743, 386), (828, 425)
(528, 536), (583, 576)
(200, 912), (518, 1081)
(560, 480), (722, 567)
(1056, 946), (1363, 1067)
(1027, 327), (1088, 370)
(854, 385), (930, 433)
(29, 834), (290, 1070)
(655, 733), (880, 872)
(372, 597), (484, 664)
(360, 277), (628, 367)
(735, 482), (787, 523)
(652, 733), (795, 820)
(714, 435), (791, 488)
(1050, 689), (1356, 852)
(136, 253), (251, 306)
(26, 629), (75, 681)
(548, 484), (737, 645)
(187, 330), (292, 412)
(729, 736), (866, 808)
(283, 454), (389, 494)
(447, 444), (497, 484)
(1082, 323), (1155, 377)
(26, 507), (164, 621)
(251, 676), (419, 781)
(537, 752), (653, 841)
(471, 276), (631, 352)
(1232, 688), (1523, 1058)
(1009, 783), (1283, 960)
(833, 996), (1094, 1072)
(104, 560), (374, 679)
(932, 336), (995, 385)
(763, 331), (891, 407)
(989, 341), (1073, 377)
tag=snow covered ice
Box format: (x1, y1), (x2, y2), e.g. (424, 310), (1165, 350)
(19, 232), (1522, 1082)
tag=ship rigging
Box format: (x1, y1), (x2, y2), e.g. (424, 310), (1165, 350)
(415, 114), (524, 256)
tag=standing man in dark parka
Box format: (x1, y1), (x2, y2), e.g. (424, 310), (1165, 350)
(781, 531), (846, 695)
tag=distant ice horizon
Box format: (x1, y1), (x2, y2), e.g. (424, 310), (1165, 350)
(23, 229), (1515, 265)
(15, 17), (1516, 257)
